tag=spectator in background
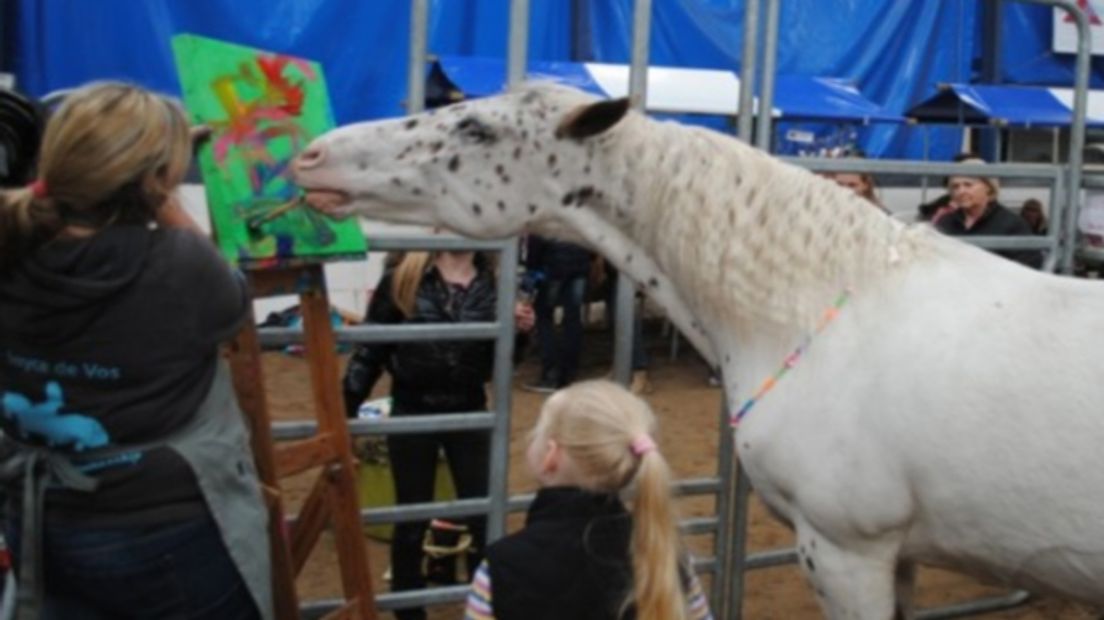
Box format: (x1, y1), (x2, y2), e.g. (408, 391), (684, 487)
(832, 169), (887, 213)
(524, 235), (593, 393)
(934, 157), (1043, 269)
(1020, 198), (1048, 235)
(917, 153), (980, 222)
(342, 250), (534, 620)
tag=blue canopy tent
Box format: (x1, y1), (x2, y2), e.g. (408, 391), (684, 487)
(907, 83), (1104, 128)
(427, 54), (903, 148)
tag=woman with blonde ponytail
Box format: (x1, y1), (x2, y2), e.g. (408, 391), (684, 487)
(464, 380), (713, 620)
(0, 82), (271, 618)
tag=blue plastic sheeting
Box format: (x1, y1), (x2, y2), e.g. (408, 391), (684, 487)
(1001, 3), (1104, 88)
(907, 83), (1104, 128)
(434, 56), (603, 99)
(433, 55), (901, 123)
(584, 1), (978, 159)
(9, 0), (1099, 160)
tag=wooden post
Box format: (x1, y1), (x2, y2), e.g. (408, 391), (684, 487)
(229, 264), (377, 620)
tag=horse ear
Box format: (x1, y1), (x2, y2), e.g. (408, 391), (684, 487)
(555, 97), (631, 140)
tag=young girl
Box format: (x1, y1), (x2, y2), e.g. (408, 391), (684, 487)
(464, 380), (713, 620)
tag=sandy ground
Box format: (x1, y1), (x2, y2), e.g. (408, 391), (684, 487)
(264, 325), (1100, 620)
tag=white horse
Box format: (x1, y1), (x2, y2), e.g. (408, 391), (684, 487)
(294, 83), (1104, 619)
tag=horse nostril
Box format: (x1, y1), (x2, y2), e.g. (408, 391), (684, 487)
(296, 147), (326, 170)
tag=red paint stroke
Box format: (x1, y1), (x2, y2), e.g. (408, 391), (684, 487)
(208, 53), (315, 195)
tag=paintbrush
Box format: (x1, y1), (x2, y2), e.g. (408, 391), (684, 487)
(246, 195), (303, 233)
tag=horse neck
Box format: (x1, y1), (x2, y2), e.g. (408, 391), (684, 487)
(611, 117), (913, 335)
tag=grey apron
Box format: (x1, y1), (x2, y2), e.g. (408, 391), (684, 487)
(0, 361), (273, 620)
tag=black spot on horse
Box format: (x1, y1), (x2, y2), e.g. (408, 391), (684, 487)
(561, 191), (576, 206)
(513, 146), (522, 160)
(448, 155), (461, 172)
(533, 140), (542, 151)
(648, 277), (659, 288)
(495, 164), (505, 176)
(390, 177), (402, 186)
(472, 203), (482, 215)
(497, 200), (506, 211)
(501, 175), (511, 184)
(430, 141), (444, 153)
(548, 153), (557, 168)
(403, 118), (418, 130)
(583, 165), (591, 175)
(358, 160), (369, 171)
(528, 204), (537, 214)
(626, 254), (633, 263)
(805, 557), (816, 572)
(575, 186), (595, 205)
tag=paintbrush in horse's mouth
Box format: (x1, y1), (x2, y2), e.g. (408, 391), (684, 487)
(246, 196), (303, 234)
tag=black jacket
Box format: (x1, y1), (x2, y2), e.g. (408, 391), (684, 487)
(343, 262), (497, 416)
(486, 487), (636, 620)
(935, 201), (1044, 269)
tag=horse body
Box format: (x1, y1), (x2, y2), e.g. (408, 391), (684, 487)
(294, 83), (1104, 617)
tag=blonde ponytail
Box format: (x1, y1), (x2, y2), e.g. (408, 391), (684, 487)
(537, 380), (691, 620)
(630, 451), (686, 620)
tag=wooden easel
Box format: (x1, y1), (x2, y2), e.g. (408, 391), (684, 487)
(227, 263), (378, 620)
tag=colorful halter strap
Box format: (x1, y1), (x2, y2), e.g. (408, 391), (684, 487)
(730, 289), (851, 427)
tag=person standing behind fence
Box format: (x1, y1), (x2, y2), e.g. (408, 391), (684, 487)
(934, 157), (1043, 269)
(464, 380), (712, 620)
(524, 235), (593, 392)
(1019, 198), (1048, 235)
(342, 250), (533, 620)
(0, 82), (270, 619)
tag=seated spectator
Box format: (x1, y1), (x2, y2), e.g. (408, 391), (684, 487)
(934, 157), (1043, 269)
(1020, 198), (1048, 235)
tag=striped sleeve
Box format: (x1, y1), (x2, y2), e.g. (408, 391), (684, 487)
(464, 559), (495, 620)
(685, 571), (714, 620)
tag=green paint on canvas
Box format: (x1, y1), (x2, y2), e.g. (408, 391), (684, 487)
(171, 34), (366, 267)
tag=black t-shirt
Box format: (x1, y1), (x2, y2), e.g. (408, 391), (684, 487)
(0, 224), (249, 525)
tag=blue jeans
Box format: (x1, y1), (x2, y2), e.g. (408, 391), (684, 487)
(535, 276), (587, 386)
(8, 515), (259, 620)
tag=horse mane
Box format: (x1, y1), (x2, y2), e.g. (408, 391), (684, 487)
(616, 116), (937, 330)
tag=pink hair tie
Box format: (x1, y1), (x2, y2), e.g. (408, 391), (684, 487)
(27, 179), (47, 199)
(630, 434), (657, 457)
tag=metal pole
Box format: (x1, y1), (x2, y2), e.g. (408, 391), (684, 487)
(1053, 0), (1091, 273)
(614, 0), (652, 385)
(487, 241), (519, 540)
(406, 0), (429, 114)
(507, 0), (530, 88)
(754, 0), (781, 151)
(737, 0), (760, 142)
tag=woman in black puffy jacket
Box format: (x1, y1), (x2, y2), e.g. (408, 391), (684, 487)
(342, 250), (532, 620)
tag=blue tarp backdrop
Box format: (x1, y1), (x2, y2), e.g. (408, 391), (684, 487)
(6, 0), (1101, 159)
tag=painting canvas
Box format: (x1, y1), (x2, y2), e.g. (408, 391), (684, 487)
(172, 34), (366, 267)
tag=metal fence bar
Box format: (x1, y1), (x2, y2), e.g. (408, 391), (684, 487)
(488, 240), (519, 541)
(260, 323), (499, 347)
(753, 0), (780, 151)
(406, 0), (428, 114)
(737, 0), (760, 143)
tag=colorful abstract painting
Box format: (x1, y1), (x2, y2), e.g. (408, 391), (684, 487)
(172, 34), (366, 268)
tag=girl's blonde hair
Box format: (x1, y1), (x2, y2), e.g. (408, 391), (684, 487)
(536, 380), (687, 620)
(390, 251), (496, 318)
(0, 81), (192, 272)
